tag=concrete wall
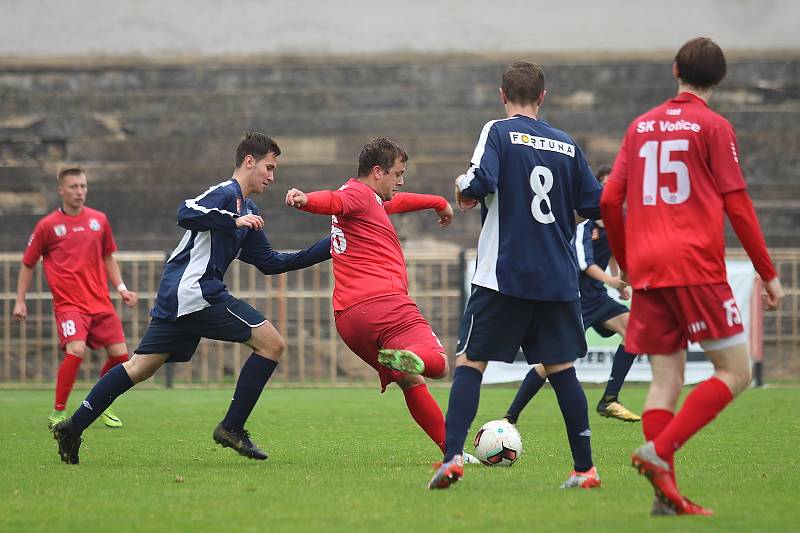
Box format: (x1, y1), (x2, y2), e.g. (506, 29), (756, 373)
(1, 0), (799, 58)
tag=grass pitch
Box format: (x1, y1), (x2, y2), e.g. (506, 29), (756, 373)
(1, 385), (798, 532)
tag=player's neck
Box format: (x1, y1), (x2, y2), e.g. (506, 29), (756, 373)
(505, 103), (539, 120)
(60, 204), (83, 217)
(677, 83), (713, 103)
(232, 173), (255, 198)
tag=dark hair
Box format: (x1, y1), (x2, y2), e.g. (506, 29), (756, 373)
(594, 164), (612, 182)
(675, 37), (726, 89)
(235, 132), (281, 167)
(357, 137), (408, 177)
(57, 166), (85, 184)
(502, 62), (545, 105)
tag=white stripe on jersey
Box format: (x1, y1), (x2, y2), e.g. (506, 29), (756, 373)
(184, 180), (239, 219)
(471, 192), (500, 292)
(167, 230), (192, 263)
(575, 220), (589, 271)
(461, 117), (517, 190)
(177, 230), (212, 317)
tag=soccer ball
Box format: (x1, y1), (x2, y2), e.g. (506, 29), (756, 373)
(473, 419), (522, 466)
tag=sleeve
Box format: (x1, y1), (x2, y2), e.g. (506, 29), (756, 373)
(177, 185), (238, 231)
(573, 145), (602, 220)
(708, 119), (747, 194)
(600, 132), (631, 271)
(102, 215), (118, 256)
(300, 190), (345, 215)
(574, 221), (595, 271)
(238, 230), (332, 275)
(456, 121), (501, 200)
(383, 192), (448, 215)
(337, 184), (371, 217)
(723, 189), (777, 281)
(22, 220), (48, 267)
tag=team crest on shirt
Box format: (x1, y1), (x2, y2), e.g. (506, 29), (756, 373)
(89, 218), (101, 231)
(53, 224), (67, 237)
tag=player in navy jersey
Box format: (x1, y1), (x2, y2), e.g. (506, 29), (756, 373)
(503, 165), (642, 425)
(429, 62), (603, 490)
(52, 132), (331, 464)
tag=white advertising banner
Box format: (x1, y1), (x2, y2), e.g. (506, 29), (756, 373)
(473, 260), (756, 385)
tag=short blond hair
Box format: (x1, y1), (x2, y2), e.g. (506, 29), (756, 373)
(57, 166), (85, 184)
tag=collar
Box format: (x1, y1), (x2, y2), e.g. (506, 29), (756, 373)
(671, 92), (708, 107)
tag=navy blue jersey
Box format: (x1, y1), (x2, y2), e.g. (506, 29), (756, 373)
(152, 179), (331, 320)
(457, 115), (601, 301)
(575, 220), (612, 302)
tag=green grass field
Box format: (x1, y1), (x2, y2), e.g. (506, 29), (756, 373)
(1, 385), (798, 532)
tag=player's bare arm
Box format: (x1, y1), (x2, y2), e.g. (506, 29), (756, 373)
(436, 203), (454, 227)
(12, 263), (34, 321)
(104, 255), (138, 307)
(585, 264), (629, 291)
(454, 175), (478, 211)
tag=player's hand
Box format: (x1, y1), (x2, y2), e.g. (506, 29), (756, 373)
(285, 188), (308, 208)
(607, 276), (630, 291)
(763, 277), (785, 311)
(120, 290), (138, 307)
(619, 286), (632, 301)
(436, 203), (454, 228)
(235, 214), (264, 230)
(454, 176), (478, 211)
(12, 301), (27, 321)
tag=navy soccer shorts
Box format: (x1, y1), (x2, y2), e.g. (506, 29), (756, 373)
(581, 294), (629, 337)
(135, 296), (267, 362)
(456, 286), (586, 365)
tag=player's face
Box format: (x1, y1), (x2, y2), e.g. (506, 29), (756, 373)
(249, 152), (279, 194)
(376, 158), (406, 201)
(58, 174), (88, 211)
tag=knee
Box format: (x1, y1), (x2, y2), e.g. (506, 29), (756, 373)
(436, 357), (450, 378)
(729, 365), (752, 396)
(67, 347), (86, 358)
(250, 329), (285, 361)
(123, 356), (160, 383)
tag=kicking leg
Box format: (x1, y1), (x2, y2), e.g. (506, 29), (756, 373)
(97, 342), (131, 428)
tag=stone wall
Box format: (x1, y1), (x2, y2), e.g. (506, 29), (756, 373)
(1, 57), (798, 253)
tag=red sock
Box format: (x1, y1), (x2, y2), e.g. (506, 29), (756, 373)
(653, 377), (734, 462)
(403, 383), (445, 451)
(407, 343), (447, 379)
(54, 354), (82, 411)
(642, 409), (676, 482)
(100, 354), (129, 377)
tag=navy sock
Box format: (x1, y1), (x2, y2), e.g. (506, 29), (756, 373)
(71, 364), (134, 434)
(548, 366), (593, 472)
(602, 345), (637, 400)
(222, 353), (277, 431)
(443, 366), (483, 462)
(505, 367), (546, 424)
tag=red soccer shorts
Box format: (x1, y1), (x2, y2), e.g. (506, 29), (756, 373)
(334, 294), (445, 392)
(626, 283), (745, 354)
(54, 310), (126, 350)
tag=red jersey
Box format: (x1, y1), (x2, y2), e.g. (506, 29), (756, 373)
(307, 179), (447, 311)
(605, 93), (747, 289)
(23, 206), (118, 314)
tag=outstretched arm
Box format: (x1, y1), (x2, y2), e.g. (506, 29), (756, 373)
(238, 229), (332, 275)
(286, 188), (344, 215)
(384, 193), (453, 227)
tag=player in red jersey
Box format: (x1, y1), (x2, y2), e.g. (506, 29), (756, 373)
(601, 38), (784, 516)
(13, 167), (138, 429)
(285, 137), (468, 456)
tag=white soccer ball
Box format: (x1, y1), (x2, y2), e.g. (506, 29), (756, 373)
(473, 419), (522, 466)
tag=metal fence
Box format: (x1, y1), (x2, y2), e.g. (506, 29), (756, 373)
(1, 249), (798, 386)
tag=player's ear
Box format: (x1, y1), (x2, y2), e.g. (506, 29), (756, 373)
(672, 62), (680, 80)
(499, 88), (507, 104)
(538, 90), (547, 107)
